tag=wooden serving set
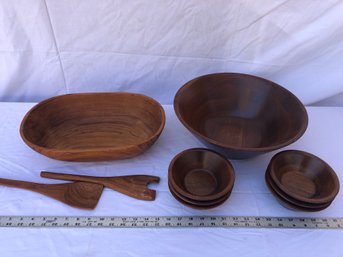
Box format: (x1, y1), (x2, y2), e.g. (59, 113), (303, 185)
(1, 73), (339, 211)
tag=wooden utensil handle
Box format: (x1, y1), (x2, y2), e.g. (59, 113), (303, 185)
(41, 171), (106, 184)
(41, 172), (159, 201)
(0, 178), (40, 191)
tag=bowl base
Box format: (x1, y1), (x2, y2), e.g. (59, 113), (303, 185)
(184, 169), (217, 196)
(281, 171), (316, 198)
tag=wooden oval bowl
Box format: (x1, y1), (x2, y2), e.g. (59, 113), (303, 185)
(20, 93), (165, 161)
(174, 73), (308, 159)
(268, 150), (340, 204)
(168, 148), (235, 201)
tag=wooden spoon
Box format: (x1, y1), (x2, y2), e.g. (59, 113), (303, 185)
(41, 172), (160, 201)
(0, 178), (103, 209)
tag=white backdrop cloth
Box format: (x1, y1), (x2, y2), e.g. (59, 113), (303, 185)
(0, 103), (342, 256)
(1, 0), (343, 105)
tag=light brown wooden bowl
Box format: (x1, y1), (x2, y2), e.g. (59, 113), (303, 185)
(268, 150), (340, 204)
(168, 148), (235, 201)
(20, 93), (165, 161)
(174, 73), (308, 159)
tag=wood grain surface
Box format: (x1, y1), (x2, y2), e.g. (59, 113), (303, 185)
(20, 92), (165, 161)
(41, 171), (160, 201)
(265, 172), (330, 212)
(168, 182), (230, 210)
(0, 178), (104, 209)
(268, 150), (340, 204)
(168, 148), (235, 201)
(174, 73), (308, 159)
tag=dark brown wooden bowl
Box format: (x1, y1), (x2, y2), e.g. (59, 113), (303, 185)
(268, 150), (340, 204)
(174, 73), (308, 159)
(265, 169), (331, 210)
(168, 181), (231, 206)
(20, 93), (165, 161)
(168, 148), (235, 201)
(265, 171), (331, 212)
(169, 182), (230, 209)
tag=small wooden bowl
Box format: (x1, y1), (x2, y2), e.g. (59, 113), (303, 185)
(265, 170), (331, 210)
(268, 150), (340, 204)
(168, 148), (235, 201)
(168, 181), (231, 207)
(20, 93), (165, 161)
(169, 182), (229, 209)
(174, 73), (308, 159)
(265, 172), (331, 212)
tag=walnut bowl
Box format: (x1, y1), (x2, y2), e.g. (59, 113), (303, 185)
(168, 148), (235, 202)
(268, 150), (340, 205)
(174, 73), (308, 159)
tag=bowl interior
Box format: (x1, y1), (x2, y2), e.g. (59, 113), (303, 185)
(265, 170), (330, 209)
(265, 172), (330, 212)
(169, 149), (234, 199)
(270, 151), (339, 202)
(175, 73), (307, 150)
(21, 93), (164, 150)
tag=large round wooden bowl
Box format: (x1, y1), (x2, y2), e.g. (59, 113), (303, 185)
(20, 93), (165, 161)
(174, 73), (308, 159)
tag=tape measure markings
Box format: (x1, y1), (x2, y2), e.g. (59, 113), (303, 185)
(0, 216), (342, 229)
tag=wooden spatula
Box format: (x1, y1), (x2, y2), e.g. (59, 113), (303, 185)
(0, 178), (104, 209)
(41, 172), (159, 201)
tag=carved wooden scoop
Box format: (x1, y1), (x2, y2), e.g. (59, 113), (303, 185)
(41, 172), (160, 201)
(0, 178), (103, 209)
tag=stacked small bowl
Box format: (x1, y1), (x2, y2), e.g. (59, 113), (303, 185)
(168, 148), (235, 209)
(265, 150), (340, 211)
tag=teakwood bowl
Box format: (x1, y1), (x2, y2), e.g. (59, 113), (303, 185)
(268, 150), (340, 205)
(20, 92), (165, 161)
(168, 148), (235, 202)
(174, 73), (308, 159)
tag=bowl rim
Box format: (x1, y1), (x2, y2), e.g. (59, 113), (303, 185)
(168, 147), (235, 201)
(265, 168), (331, 209)
(265, 171), (331, 212)
(168, 180), (231, 206)
(268, 149), (340, 204)
(19, 92), (166, 154)
(174, 72), (309, 152)
(169, 181), (230, 209)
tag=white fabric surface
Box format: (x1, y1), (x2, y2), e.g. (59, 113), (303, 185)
(1, 1), (343, 105)
(0, 103), (342, 256)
